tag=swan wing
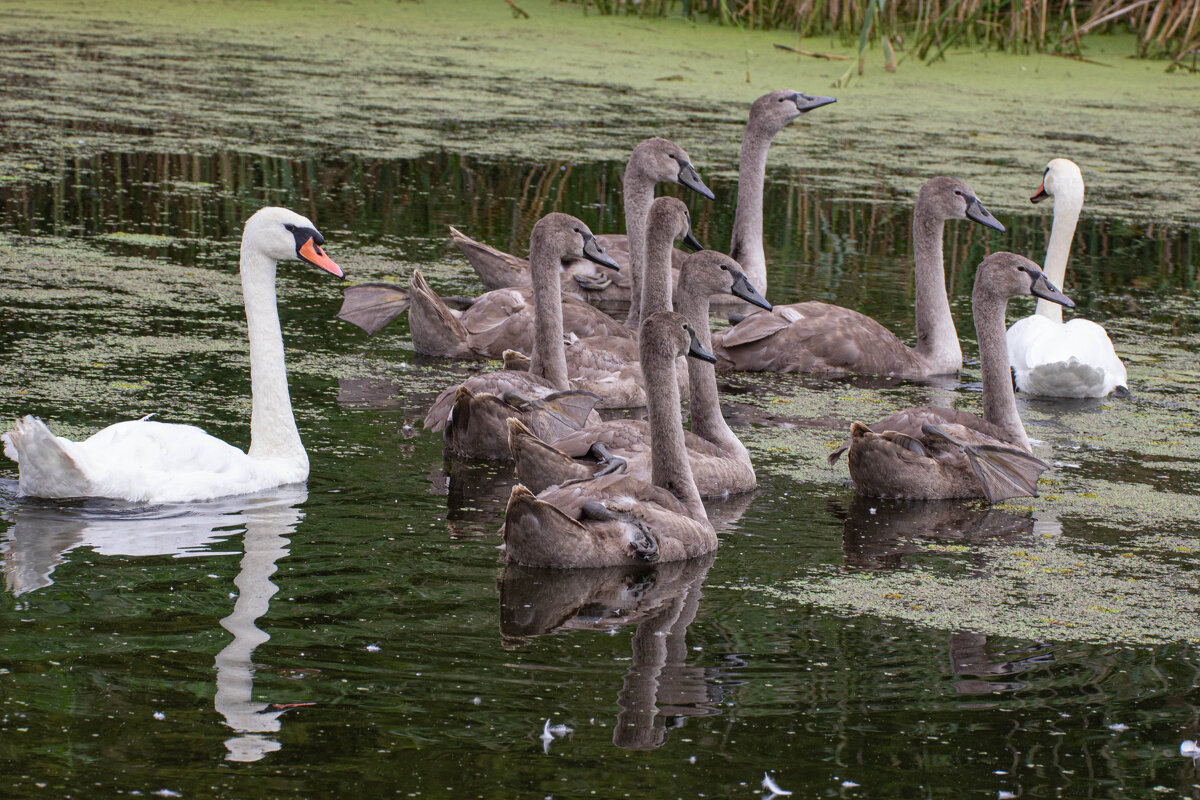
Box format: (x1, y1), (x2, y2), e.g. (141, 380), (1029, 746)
(718, 302), (921, 375)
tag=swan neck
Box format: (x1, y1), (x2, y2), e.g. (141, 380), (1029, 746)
(729, 122), (771, 292)
(528, 243), (570, 390)
(1037, 192), (1081, 322)
(912, 208), (961, 373)
(974, 288), (1029, 450)
(241, 246), (306, 466)
(623, 172), (655, 327)
(640, 216), (675, 321)
(676, 278), (747, 458)
(641, 337), (706, 521)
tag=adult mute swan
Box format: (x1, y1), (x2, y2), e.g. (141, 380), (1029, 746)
(2, 207), (345, 503)
(1006, 159), (1128, 398)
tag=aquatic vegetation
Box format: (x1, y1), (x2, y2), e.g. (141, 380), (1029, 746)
(744, 526), (1200, 644)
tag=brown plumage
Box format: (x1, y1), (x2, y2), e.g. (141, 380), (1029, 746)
(422, 213), (616, 459)
(715, 176), (1005, 377)
(450, 137), (712, 306)
(502, 312), (718, 568)
(830, 252), (1074, 502)
(509, 250), (771, 496)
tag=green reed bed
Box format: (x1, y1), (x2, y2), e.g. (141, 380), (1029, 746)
(575, 0), (1200, 70)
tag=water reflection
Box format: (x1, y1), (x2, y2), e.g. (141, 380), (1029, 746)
(833, 494), (1033, 572)
(499, 553), (728, 751)
(3, 148), (1193, 312)
(948, 632), (1055, 695)
(0, 485), (308, 763)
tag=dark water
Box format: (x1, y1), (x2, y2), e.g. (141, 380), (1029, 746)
(2, 150), (1199, 799)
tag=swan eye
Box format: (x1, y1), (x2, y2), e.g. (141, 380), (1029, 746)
(720, 264), (729, 270)
(953, 190), (963, 197)
(284, 223), (296, 232)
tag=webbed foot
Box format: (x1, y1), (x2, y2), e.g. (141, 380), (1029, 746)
(587, 442), (628, 477)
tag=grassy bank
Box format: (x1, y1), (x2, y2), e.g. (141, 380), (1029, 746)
(0, 0), (1197, 222)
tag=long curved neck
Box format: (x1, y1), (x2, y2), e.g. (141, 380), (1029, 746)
(640, 219), (675, 321)
(911, 205), (962, 373)
(528, 242), (570, 390)
(623, 172), (655, 327)
(675, 277), (749, 460)
(974, 288), (1029, 450)
(728, 122), (772, 293)
(641, 341), (706, 522)
(1037, 190), (1082, 323)
(241, 248), (306, 465)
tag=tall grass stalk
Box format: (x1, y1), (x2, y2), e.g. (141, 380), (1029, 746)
(574, 0), (1200, 67)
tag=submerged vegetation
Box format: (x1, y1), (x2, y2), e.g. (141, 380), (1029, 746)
(578, 0), (1200, 68)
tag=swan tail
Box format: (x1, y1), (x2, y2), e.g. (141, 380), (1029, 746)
(828, 420), (869, 465)
(408, 269), (476, 358)
(449, 225), (531, 290)
(922, 424), (1050, 503)
(1017, 359), (1111, 398)
(501, 349), (532, 372)
(335, 282), (411, 335)
(508, 418), (592, 494)
(2, 416), (93, 499)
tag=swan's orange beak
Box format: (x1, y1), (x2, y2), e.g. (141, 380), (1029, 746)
(1030, 181), (1049, 204)
(299, 237), (344, 278)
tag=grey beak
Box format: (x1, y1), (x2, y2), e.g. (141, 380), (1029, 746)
(794, 93), (837, 112)
(1030, 272), (1074, 308)
(582, 234), (620, 271)
(730, 270), (772, 310)
(685, 324), (717, 363)
(682, 227), (703, 253)
(676, 161), (715, 201)
(965, 196), (1006, 232)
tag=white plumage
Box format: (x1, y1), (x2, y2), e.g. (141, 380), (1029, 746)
(1006, 158), (1128, 398)
(2, 206), (343, 503)
(1007, 314), (1127, 397)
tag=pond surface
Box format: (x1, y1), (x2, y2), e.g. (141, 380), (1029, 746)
(2, 140), (1200, 799)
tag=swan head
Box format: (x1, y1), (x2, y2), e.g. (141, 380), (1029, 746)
(646, 196), (704, 253)
(640, 311), (716, 364)
(974, 251), (1074, 309)
(629, 138), (715, 200)
(531, 212), (620, 272)
(1032, 158), (1084, 207)
(749, 89), (837, 134)
(678, 250), (772, 311)
(242, 207), (344, 278)
(920, 177), (1005, 232)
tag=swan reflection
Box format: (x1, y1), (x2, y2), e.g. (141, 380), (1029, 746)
(835, 494), (1033, 572)
(0, 484), (308, 762)
(499, 552), (731, 751)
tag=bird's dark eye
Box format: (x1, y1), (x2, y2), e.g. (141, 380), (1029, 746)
(953, 190), (963, 197)
(284, 223), (296, 232)
(720, 264), (729, 270)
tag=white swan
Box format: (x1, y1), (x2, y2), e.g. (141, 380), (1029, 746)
(2, 207), (345, 503)
(1006, 159), (1128, 398)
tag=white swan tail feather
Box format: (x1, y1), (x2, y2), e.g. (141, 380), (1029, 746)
(3, 416), (94, 499)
